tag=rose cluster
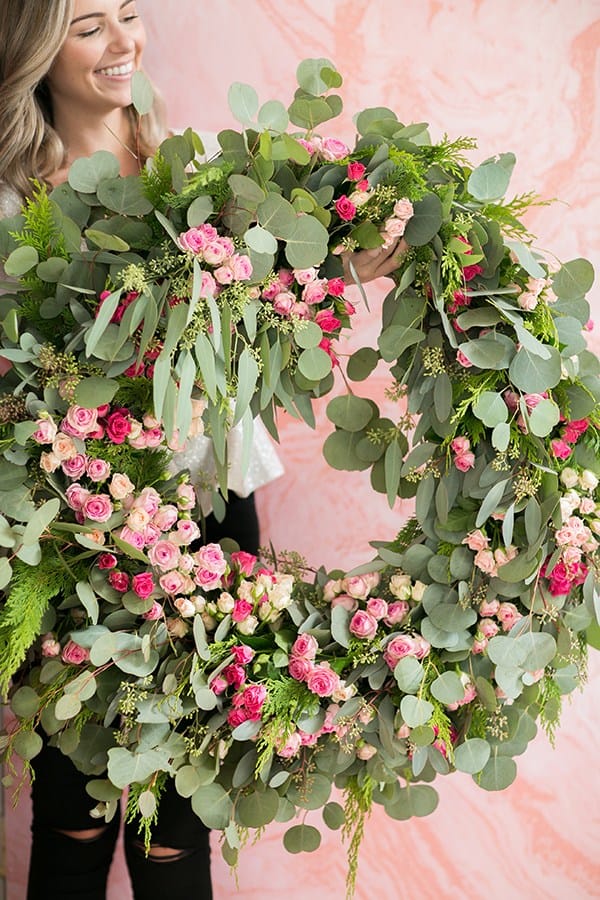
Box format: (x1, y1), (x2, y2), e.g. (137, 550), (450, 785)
(177, 224), (253, 288)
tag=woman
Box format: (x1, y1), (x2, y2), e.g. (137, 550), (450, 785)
(0, 2), (405, 898)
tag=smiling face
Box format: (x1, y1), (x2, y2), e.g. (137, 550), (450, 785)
(46, 0), (146, 118)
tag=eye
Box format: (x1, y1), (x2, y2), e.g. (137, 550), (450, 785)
(77, 26), (100, 38)
(122, 14), (140, 23)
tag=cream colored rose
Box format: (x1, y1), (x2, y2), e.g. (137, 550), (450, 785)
(52, 433), (78, 461)
(109, 473), (135, 500)
(40, 451), (61, 473)
(560, 468), (579, 489)
(580, 470), (599, 492)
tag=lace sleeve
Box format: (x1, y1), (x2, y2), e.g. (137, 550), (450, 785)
(0, 183), (23, 220)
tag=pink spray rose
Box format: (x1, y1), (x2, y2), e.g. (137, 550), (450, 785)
(61, 640), (90, 665)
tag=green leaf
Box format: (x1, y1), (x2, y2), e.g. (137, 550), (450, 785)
(323, 801), (345, 830)
(347, 347), (379, 381)
(243, 225), (278, 255)
(403, 193), (443, 246)
(385, 440), (402, 507)
(107, 747), (171, 791)
(228, 82), (259, 125)
(473, 391), (508, 427)
(96, 176), (153, 216)
(76, 581), (99, 625)
(10, 686), (40, 718)
(131, 70), (154, 114)
(284, 215), (329, 268)
(20, 498), (60, 546)
(509, 346), (562, 392)
(487, 635), (528, 668)
(331, 605), (350, 649)
(516, 631), (556, 670)
(477, 754), (517, 791)
(237, 788), (279, 828)
(68, 150), (120, 192)
(460, 336), (512, 369)
(378, 325), (426, 363)
(4, 245), (39, 276)
(55, 694), (82, 720)
(394, 656), (424, 694)
(400, 695), (434, 728)
(233, 348), (259, 426)
(191, 783), (233, 830)
(468, 160), (512, 201)
(13, 731), (43, 761)
(257, 100), (289, 133)
(454, 739), (491, 774)
(298, 346), (331, 381)
(296, 57), (339, 94)
(475, 479), (508, 528)
(294, 320), (323, 350)
(528, 399), (560, 437)
(326, 395), (373, 432)
(492, 422), (510, 451)
(283, 824), (322, 854)
(74, 376), (119, 408)
(430, 671), (465, 704)
(552, 258), (595, 300)
(322, 430), (370, 472)
(84, 228), (130, 251)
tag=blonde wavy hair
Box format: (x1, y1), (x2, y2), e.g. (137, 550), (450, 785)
(0, 0), (167, 198)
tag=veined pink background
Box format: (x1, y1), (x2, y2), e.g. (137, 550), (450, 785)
(5, 1), (600, 898)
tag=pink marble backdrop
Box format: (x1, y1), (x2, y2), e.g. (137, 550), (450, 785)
(6, 1), (600, 897)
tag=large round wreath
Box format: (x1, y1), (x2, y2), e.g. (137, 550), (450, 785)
(0, 59), (598, 895)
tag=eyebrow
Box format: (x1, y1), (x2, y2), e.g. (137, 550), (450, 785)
(71, 0), (135, 25)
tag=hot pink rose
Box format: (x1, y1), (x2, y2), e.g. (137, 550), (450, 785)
(228, 708), (250, 728)
(327, 277), (346, 297)
(314, 309), (341, 333)
(456, 349), (473, 368)
(61, 640), (90, 665)
(98, 552), (118, 570)
(349, 610), (378, 640)
(551, 439), (572, 460)
(241, 684), (267, 718)
(347, 161), (366, 181)
(334, 195), (357, 222)
(132, 572), (155, 599)
(232, 644), (255, 665)
(306, 663), (340, 697)
(109, 571), (130, 592)
(105, 410), (132, 444)
(224, 664), (246, 689)
(230, 551), (257, 576)
(232, 599), (253, 622)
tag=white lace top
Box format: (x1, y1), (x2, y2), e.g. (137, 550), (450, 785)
(0, 149), (284, 511)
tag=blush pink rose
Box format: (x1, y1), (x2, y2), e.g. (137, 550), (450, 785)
(32, 417), (58, 444)
(496, 602), (522, 631)
(383, 635), (419, 669)
(451, 436), (470, 454)
(86, 458), (111, 482)
(64, 405), (98, 436)
(463, 529), (489, 551)
(474, 549), (498, 576)
(479, 618), (499, 638)
(384, 600), (409, 626)
(306, 663), (340, 697)
(366, 597), (388, 620)
(272, 291), (295, 315)
(454, 451), (475, 472)
(194, 543), (226, 575)
(292, 633), (318, 659)
(158, 571), (187, 595)
(349, 610), (378, 640)
(153, 505), (179, 531)
(61, 640), (90, 665)
(119, 526), (145, 550)
(319, 137), (349, 160)
(288, 656), (314, 682)
(109, 473), (135, 500)
(302, 279), (329, 305)
(62, 454), (87, 479)
(82, 494), (113, 523)
(330, 593), (358, 612)
(142, 601), (163, 621)
(148, 539), (181, 571)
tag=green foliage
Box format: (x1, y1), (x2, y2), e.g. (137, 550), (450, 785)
(0, 551), (86, 697)
(10, 182), (67, 260)
(125, 772), (168, 852)
(342, 775), (374, 900)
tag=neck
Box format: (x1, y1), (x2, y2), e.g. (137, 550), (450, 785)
(49, 107), (141, 184)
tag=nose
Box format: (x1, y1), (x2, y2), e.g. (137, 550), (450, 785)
(107, 22), (136, 54)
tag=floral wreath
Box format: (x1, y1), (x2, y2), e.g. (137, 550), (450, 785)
(0, 59), (598, 895)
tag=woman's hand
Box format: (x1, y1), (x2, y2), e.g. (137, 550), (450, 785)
(341, 236), (409, 285)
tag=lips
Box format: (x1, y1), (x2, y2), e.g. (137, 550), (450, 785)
(95, 61), (134, 77)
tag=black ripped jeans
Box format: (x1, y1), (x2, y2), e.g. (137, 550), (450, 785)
(27, 493), (259, 900)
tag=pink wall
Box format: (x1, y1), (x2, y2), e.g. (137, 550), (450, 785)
(6, 1), (600, 897)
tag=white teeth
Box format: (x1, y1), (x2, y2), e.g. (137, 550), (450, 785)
(97, 62), (134, 76)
